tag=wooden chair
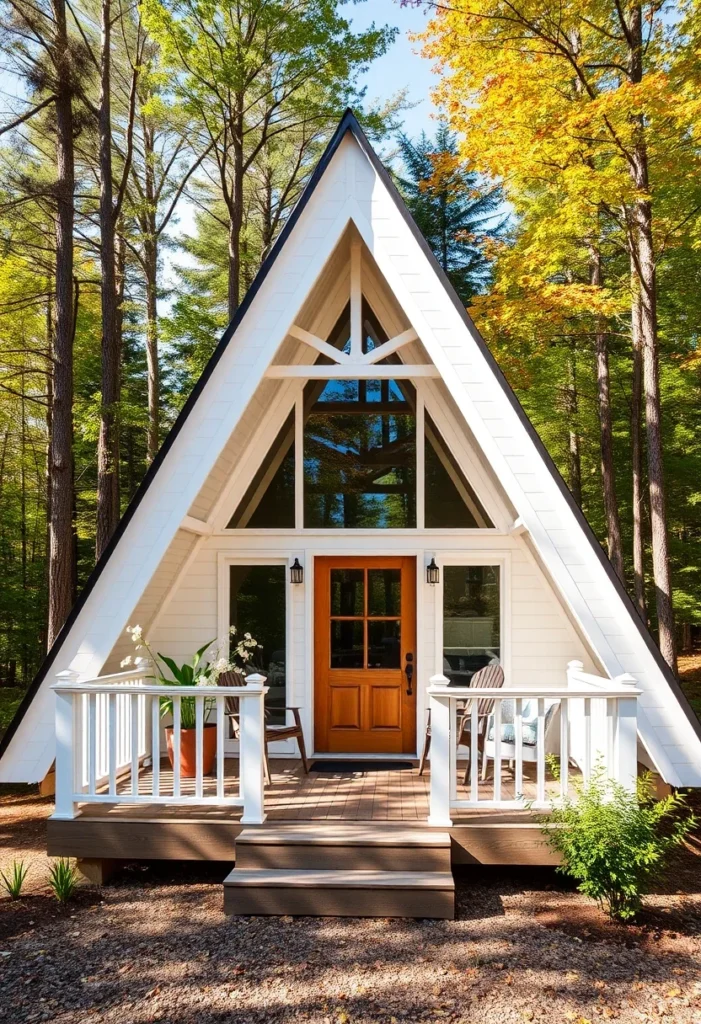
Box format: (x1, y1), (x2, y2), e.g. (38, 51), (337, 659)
(418, 662), (505, 781)
(217, 671), (309, 784)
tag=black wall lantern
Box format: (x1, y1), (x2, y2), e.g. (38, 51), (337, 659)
(426, 558), (440, 585)
(290, 558), (304, 584)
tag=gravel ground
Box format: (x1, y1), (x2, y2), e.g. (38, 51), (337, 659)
(1, 791), (701, 1024)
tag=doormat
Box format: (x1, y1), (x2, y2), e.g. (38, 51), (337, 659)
(310, 760), (414, 773)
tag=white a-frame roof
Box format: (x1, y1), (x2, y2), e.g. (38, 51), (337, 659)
(2, 111), (700, 785)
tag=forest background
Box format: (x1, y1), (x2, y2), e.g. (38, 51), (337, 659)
(0, 0), (699, 729)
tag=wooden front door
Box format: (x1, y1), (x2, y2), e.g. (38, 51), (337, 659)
(314, 556), (417, 754)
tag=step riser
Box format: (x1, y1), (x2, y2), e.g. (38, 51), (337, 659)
(235, 845), (451, 872)
(224, 886), (454, 919)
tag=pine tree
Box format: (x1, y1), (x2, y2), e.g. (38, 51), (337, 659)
(395, 127), (505, 305)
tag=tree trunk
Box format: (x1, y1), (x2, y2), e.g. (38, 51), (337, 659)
(564, 349), (582, 506)
(630, 277), (646, 618)
(96, 0), (121, 559)
(589, 246), (625, 582)
(142, 113), (159, 462)
(227, 98), (244, 320)
(628, 3), (676, 670)
(47, 0), (75, 647)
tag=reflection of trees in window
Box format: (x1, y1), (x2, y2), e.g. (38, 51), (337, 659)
(229, 565), (286, 725)
(443, 565), (500, 685)
(425, 414), (493, 528)
(227, 414), (295, 528)
(304, 376), (416, 528)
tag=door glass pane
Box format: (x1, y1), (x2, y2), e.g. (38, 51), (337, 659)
(229, 565), (286, 724)
(367, 620), (401, 669)
(367, 569), (401, 617)
(330, 569), (364, 616)
(442, 565), (500, 685)
(331, 620), (364, 669)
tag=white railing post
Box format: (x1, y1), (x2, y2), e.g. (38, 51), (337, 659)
(239, 673), (268, 825)
(614, 673), (638, 794)
(427, 673), (453, 827)
(53, 669), (80, 819)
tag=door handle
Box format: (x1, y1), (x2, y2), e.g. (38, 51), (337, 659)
(405, 653), (414, 696)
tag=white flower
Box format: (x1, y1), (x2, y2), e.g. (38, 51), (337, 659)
(127, 624), (143, 644)
(214, 657), (230, 674)
(241, 650), (251, 661)
(134, 657), (145, 667)
(244, 632), (251, 640)
(229, 625), (237, 636)
(120, 656), (132, 668)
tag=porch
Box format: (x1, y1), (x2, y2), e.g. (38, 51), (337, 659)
(47, 659), (640, 873)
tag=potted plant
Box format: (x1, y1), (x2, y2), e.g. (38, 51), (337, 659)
(123, 625), (261, 778)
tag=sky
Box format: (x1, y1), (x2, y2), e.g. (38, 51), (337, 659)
(347, 0), (437, 138)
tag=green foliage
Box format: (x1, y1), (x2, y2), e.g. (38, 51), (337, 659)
(543, 768), (697, 921)
(394, 126), (506, 304)
(47, 858), (78, 903)
(0, 860), (28, 899)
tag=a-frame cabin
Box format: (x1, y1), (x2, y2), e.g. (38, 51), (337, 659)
(1, 112), (699, 918)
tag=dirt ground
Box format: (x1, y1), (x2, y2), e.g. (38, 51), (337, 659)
(1, 792), (701, 1024)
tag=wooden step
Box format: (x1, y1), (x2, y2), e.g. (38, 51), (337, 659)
(223, 868), (455, 919)
(235, 825), (452, 872)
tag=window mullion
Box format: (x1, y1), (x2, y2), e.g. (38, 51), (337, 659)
(416, 391), (425, 529)
(295, 394), (304, 528)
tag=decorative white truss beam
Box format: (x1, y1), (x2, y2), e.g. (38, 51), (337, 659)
(265, 364), (439, 379)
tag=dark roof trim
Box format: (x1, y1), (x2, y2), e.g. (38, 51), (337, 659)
(3, 108), (698, 767)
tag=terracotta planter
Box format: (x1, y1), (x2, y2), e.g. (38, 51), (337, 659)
(165, 722), (217, 778)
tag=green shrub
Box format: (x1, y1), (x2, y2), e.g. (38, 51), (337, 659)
(0, 860), (29, 899)
(542, 767), (696, 921)
(47, 858), (78, 902)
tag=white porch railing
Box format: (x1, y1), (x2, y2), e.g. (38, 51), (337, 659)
(426, 660), (640, 826)
(51, 669), (268, 824)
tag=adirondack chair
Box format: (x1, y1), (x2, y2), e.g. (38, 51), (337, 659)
(480, 697), (560, 782)
(418, 662), (505, 777)
(217, 670), (309, 785)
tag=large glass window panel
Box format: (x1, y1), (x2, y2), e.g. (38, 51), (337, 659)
(227, 413), (295, 529)
(229, 565), (287, 724)
(304, 379), (416, 529)
(425, 414), (493, 529)
(442, 565), (500, 685)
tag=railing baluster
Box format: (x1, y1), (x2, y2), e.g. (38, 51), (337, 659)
(131, 691), (140, 796)
(559, 697), (569, 800)
(450, 699), (457, 803)
(216, 695), (225, 800)
(172, 696), (181, 798)
(108, 692), (117, 797)
(536, 697), (545, 804)
(583, 696), (592, 781)
(514, 698), (523, 801)
(88, 692), (97, 797)
(151, 695), (160, 798)
(470, 697), (478, 803)
(493, 699), (502, 802)
(195, 696), (204, 799)
(606, 697), (616, 782)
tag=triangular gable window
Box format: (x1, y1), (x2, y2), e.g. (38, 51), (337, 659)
(227, 413), (295, 528)
(424, 413), (493, 528)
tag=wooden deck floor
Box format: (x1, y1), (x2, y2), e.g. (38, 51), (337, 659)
(86, 757), (565, 823)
